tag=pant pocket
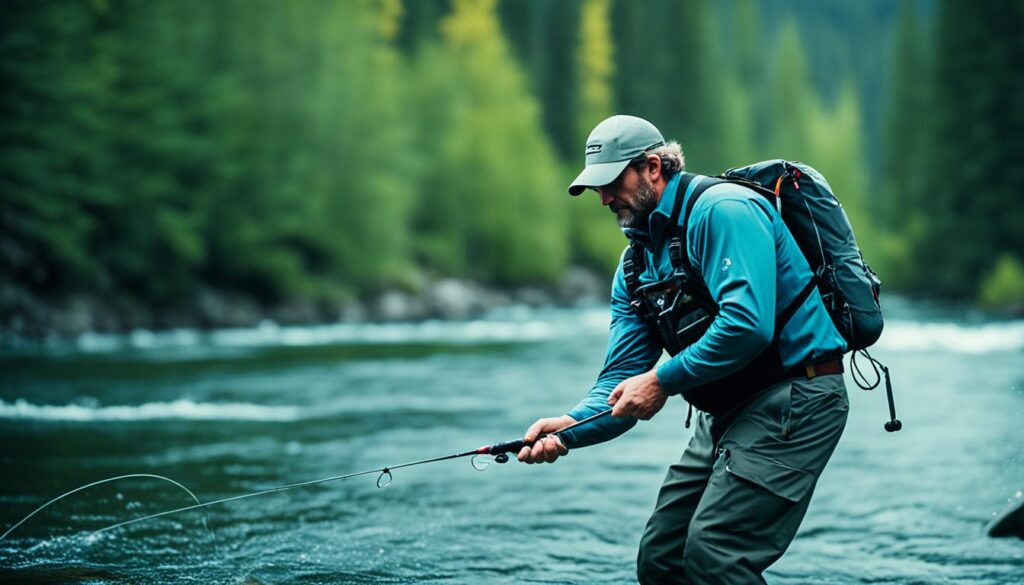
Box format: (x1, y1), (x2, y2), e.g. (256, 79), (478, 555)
(789, 376), (848, 436)
(720, 448), (816, 503)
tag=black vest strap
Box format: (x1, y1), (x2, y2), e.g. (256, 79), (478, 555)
(623, 173), (698, 299)
(620, 173), (821, 416)
(623, 242), (644, 295)
(672, 174), (729, 275)
(669, 173), (697, 229)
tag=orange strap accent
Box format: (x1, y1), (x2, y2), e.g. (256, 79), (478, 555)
(774, 174), (785, 196)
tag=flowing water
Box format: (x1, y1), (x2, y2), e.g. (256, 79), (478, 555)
(1, 301), (1022, 584)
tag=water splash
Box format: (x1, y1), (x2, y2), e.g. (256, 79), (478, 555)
(0, 398), (301, 422)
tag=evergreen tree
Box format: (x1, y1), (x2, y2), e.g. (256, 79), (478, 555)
(730, 0), (768, 158)
(576, 0), (614, 143)
(807, 82), (875, 261)
(765, 20), (816, 160)
(96, 0), (219, 305)
(611, 0), (723, 171)
(765, 23), (878, 264)
(411, 0), (568, 284)
(571, 0), (623, 274)
(979, 254), (1024, 309)
(920, 0), (1024, 299)
(397, 0), (447, 52)
(0, 1), (112, 295)
(299, 0), (416, 297)
(666, 0), (724, 172)
(876, 0), (931, 287)
(717, 0), (762, 168)
(499, 0), (582, 160)
(197, 0), (322, 302)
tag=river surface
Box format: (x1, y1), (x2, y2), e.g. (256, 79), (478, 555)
(1, 301), (1022, 584)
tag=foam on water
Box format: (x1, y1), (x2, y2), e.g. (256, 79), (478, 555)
(46, 307), (612, 356)
(2, 305), (1021, 357)
(877, 318), (1024, 354)
(0, 398), (301, 422)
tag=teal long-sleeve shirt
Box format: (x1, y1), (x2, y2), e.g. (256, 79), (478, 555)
(559, 173), (847, 449)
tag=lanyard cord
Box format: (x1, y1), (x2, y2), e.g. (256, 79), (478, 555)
(850, 349), (903, 432)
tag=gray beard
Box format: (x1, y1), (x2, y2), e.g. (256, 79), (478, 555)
(616, 177), (659, 230)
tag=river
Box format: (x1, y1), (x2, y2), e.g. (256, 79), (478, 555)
(1, 301), (1022, 583)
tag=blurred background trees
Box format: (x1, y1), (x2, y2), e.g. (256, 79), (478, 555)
(1, 0), (1022, 318)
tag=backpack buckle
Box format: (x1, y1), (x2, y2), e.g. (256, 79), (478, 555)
(630, 298), (651, 320)
(668, 238), (684, 268)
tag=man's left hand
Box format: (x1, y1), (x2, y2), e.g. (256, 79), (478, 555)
(608, 370), (668, 420)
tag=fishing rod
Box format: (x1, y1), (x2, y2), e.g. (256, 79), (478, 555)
(1, 408), (612, 543)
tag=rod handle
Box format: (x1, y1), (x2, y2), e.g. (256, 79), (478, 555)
(479, 439), (527, 455)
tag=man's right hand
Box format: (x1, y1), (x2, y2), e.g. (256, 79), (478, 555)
(517, 415), (575, 464)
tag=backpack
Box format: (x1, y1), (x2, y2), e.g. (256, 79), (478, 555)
(721, 160), (900, 432)
(720, 160), (883, 351)
(623, 160), (901, 431)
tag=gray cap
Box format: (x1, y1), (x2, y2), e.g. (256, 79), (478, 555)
(567, 115), (665, 196)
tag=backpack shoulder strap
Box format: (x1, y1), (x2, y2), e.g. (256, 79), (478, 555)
(622, 242), (644, 298)
(686, 173), (814, 334)
(624, 172), (700, 299)
(670, 173), (725, 274)
(716, 174), (781, 209)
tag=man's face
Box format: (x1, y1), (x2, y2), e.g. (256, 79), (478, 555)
(594, 165), (659, 230)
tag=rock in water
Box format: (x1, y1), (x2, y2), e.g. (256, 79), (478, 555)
(986, 491), (1024, 538)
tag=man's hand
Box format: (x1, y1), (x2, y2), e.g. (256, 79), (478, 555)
(608, 370), (668, 420)
(517, 415), (573, 464)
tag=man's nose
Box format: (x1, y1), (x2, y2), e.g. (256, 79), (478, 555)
(597, 188), (614, 207)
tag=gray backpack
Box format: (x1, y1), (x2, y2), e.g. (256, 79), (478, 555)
(721, 160), (883, 351)
(721, 160), (901, 432)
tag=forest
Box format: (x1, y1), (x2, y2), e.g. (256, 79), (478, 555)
(2, 0), (1022, 334)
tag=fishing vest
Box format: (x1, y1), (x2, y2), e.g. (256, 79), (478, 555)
(623, 172), (821, 416)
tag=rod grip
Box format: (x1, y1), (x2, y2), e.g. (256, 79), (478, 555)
(484, 439), (528, 455)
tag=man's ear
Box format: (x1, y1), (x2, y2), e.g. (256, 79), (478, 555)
(646, 154), (663, 183)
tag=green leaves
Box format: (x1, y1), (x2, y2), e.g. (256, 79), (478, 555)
(3, 0), (1019, 316)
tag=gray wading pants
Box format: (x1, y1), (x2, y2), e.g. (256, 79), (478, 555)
(637, 373), (849, 585)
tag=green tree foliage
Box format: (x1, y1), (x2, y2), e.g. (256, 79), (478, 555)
(716, 0), (761, 167)
(807, 83), (875, 261)
(396, 0), (448, 51)
(411, 0), (567, 285)
(765, 24), (876, 262)
(765, 21), (816, 161)
(1, 1), (112, 293)
(915, 0), (1024, 299)
(575, 0), (614, 142)
(876, 0), (931, 287)
(745, 0), (922, 172)
(1, 0), (418, 308)
(570, 0), (623, 274)
(612, 0), (723, 172)
(98, 0), (217, 303)
(979, 254), (1024, 309)
(191, 0), (414, 303)
(296, 0), (415, 297)
(499, 0), (581, 160)
(4, 0), (1021, 319)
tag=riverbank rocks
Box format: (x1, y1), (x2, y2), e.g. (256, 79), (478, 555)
(0, 269), (611, 339)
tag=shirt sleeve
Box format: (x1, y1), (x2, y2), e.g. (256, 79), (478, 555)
(655, 197), (777, 395)
(559, 251), (664, 449)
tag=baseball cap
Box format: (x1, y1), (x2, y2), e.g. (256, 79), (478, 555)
(567, 115), (665, 196)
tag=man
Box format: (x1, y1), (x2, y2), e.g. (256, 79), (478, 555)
(518, 115), (849, 584)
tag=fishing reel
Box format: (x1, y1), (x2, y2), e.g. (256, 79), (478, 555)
(470, 438), (527, 470)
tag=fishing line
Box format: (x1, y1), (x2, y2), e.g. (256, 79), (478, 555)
(1, 409), (612, 545)
(0, 473), (217, 547)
